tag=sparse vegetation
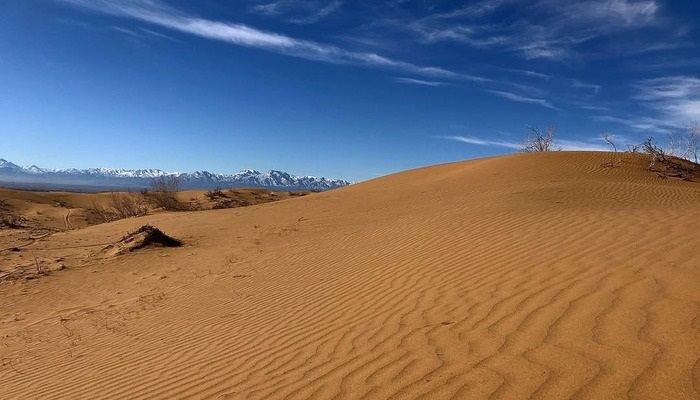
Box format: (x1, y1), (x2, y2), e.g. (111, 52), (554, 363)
(91, 191), (149, 223)
(0, 212), (25, 229)
(603, 133), (617, 152)
(109, 192), (149, 218)
(205, 187), (226, 200)
(91, 201), (114, 223)
(33, 254), (49, 276)
(147, 176), (187, 211)
(626, 144), (640, 153)
(666, 124), (698, 163)
(643, 124), (699, 164)
(642, 136), (667, 171)
(642, 135), (699, 181)
(520, 125), (556, 152)
(212, 198), (250, 209)
(602, 133), (618, 168)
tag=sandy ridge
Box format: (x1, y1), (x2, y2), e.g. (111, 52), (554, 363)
(1, 152), (699, 399)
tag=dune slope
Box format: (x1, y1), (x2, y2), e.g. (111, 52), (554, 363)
(1, 152), (699, 399)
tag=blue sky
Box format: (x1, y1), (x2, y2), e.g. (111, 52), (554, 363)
(1, 0), (699, 181)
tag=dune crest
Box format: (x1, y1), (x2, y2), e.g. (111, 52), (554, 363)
(1, 152), (699, 399)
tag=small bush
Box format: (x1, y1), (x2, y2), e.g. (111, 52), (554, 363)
(520, 125), (556, 152)
(602, 133), (618, 168)
(91, 201), (117, 223)
(108, 192), (148, 219)
(148, 176), (187, 211)
(0, 212), (25, 228)
(205, 187), (226, 200)
(642, 136), (666, 170)
(641, 135), (699, 180)
(91, 192), (149, 223)
(667, 124), (698, 163)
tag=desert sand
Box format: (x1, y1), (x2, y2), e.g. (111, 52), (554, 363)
(0, 187), (308, 230)
(1, 151), (699, 399)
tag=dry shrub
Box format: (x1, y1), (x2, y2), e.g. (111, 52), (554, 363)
(212, 198), (250, 209)
(91, 201), (116, 223)
(147, 176), (187, 211)
(520, 125), (556, 152)
(642, 136), (699, 180)
(602, 133), (619, 168)
(205, 187), (226, 200)
(666, 124), (698, 163)
(0, 212), (25, 228)
(642, 136), (667, 171)
(627, 144), (640, 153)
(92, 191), (149, 223)
(109, 192), (148, 218)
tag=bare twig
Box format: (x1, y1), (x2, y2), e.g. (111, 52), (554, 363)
(520, 125), (556, 152)
(603, 133), (617, 152)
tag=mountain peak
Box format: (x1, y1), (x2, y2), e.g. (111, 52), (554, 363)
(0, 159), (23, 171)
(0, 158), (350, 191)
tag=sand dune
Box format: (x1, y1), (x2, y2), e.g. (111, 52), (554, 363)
(1, 152), (699, 399)
(0, 187), (308, 231)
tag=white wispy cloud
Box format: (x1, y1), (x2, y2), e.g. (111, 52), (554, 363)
(593, 115), (633, 124)
(569, 79), (601, 94)
(629, 57), (700, 72)
(441, 134), (615, 151)
(58, 0), (483, 81)
(109, 25), (173, 40)
(252, 0), (343, 24)
(633, 76), (700, 123)
(563, 0), (658, 27)
(139, 27), (173, 40)
(441, 135), (520, 149)
(592, 114), (670, 132)
(578, 104), (610, 112)
(389, 0), (671, 61)
(109, 26), (140, 37)
(419, 0), (514, 21)
(487, 90), (559, 110)
(511, 69), (550, 80)
(394, 77), (447, 87)
(251, 1), (286, 16)
(290, 1), (342, 24)
(554, 139), (611, 151)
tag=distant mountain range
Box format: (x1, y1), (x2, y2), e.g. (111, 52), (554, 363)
(0, 159), (351, 191)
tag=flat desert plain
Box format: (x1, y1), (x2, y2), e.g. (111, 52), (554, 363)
(1, 152), (699, 399)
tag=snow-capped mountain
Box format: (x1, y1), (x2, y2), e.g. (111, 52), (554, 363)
(0, 159), (24, 173)
(0, 158), (351, 191)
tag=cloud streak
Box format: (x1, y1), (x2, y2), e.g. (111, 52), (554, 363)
(633, 76), (700, 123)
(487, 90), (559, 110)
(569, 79), (601, 94)
(252, 0), (343, 24)
(59, 0), (484, 81)
(442, 135), (614, 151)
(593, 114), (670, 131)
(388, 0), (672, 61)
(109, 25), (173, 40)
(555, 139), (611, 151)
(441, 136), (520, 149)
(394, 77), (447, 87)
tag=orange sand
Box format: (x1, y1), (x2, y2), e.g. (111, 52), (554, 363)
(1, 152), (698, 399)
